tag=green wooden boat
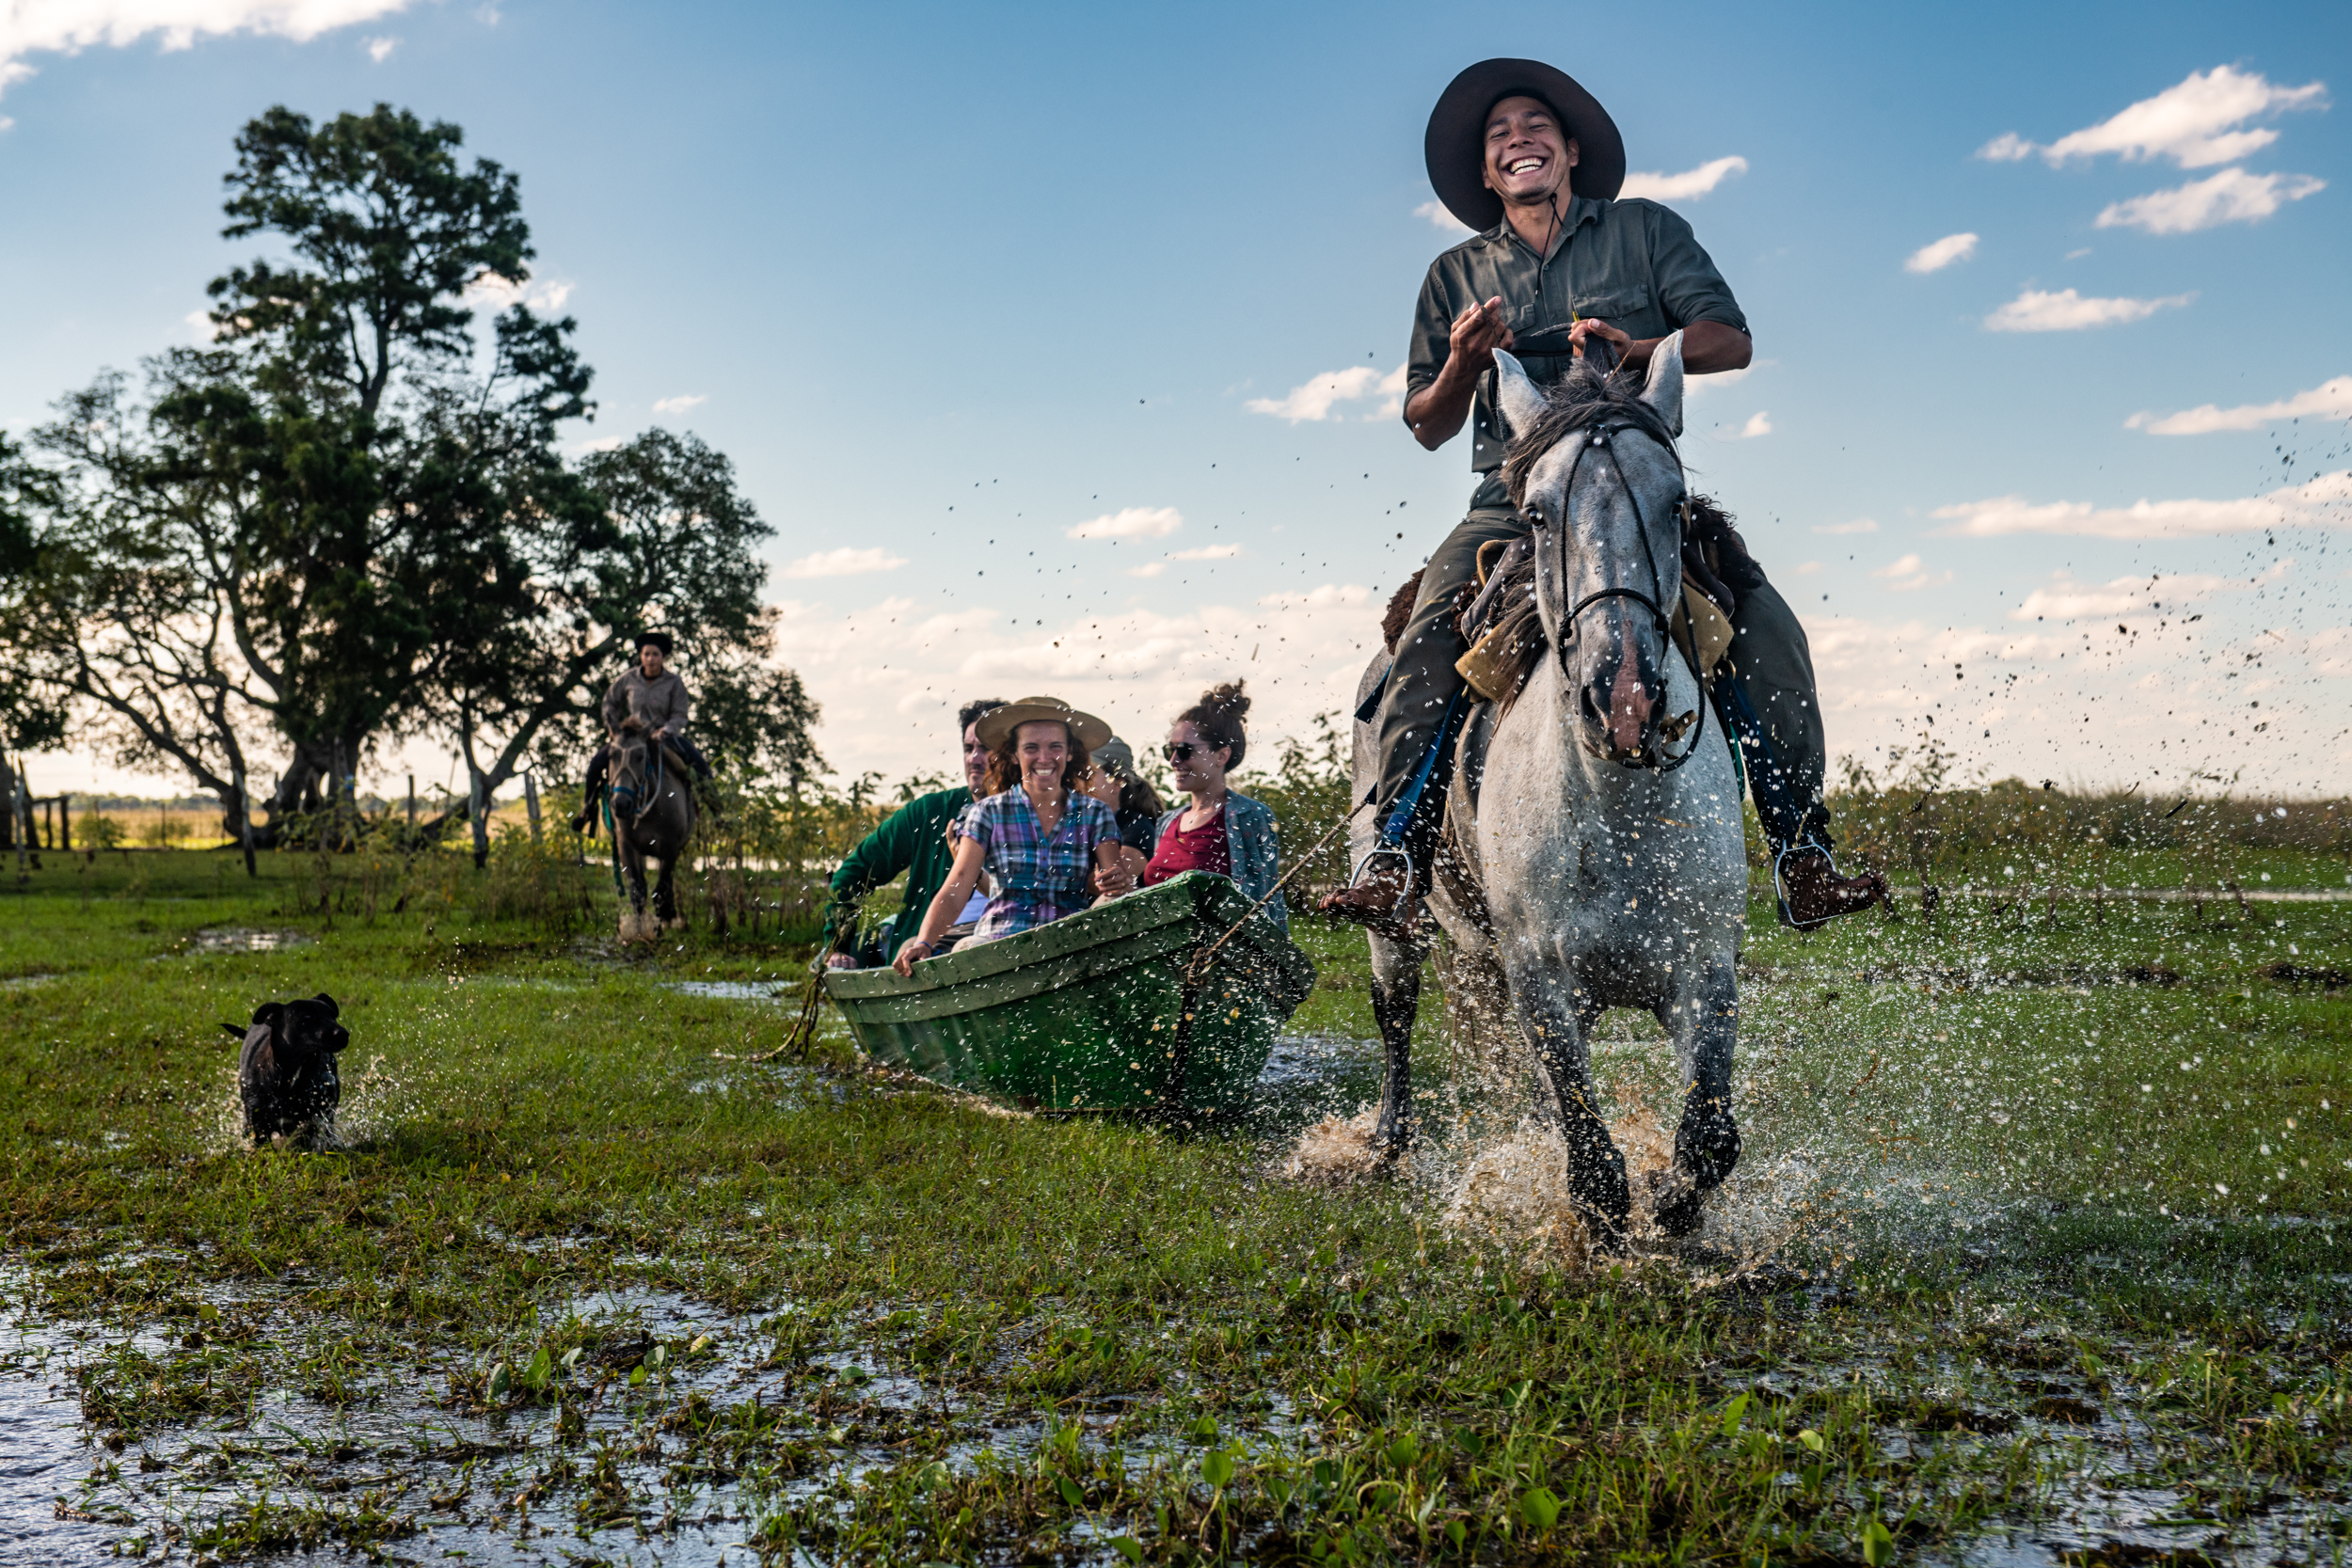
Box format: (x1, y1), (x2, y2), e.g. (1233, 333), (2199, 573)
(822, 871), (1316, 1118)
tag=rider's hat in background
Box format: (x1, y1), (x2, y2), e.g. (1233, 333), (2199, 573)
(1424, 58), (1626, 233)
(975, 695), (1114, 754)
(635, 630), (675, 656)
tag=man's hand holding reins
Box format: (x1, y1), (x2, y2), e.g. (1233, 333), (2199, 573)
(1406, 295), (1514, 451)
(1570, 316), (1752, 376)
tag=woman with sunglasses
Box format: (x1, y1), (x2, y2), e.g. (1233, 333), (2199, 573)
(1139, 682), (1287, 929)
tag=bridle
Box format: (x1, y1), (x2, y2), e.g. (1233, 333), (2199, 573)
(1526, 419), (1708, 772)
(609, 730), (663, 824)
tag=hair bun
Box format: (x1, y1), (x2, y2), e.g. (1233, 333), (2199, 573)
(1198, 681), (1249, 721)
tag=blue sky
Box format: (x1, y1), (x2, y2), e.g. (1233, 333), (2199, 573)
(4, 0), (2346, 799)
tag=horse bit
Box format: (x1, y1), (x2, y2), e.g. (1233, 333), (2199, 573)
(1525, 420), (1709, 773)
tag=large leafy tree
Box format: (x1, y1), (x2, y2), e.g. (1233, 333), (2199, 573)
(2, 105), (816, 840)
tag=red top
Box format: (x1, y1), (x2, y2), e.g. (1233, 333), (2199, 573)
(1141, 804), (1230, 885)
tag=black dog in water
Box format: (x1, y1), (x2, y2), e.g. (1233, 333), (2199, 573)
(222, 994), (350, 1148)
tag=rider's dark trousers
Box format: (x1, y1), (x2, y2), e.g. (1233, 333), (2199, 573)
(1371, 506), (1833, 857)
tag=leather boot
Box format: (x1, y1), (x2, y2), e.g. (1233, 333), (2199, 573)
(1777, 849), (1885, 928)
(1317, 853), (1419, 938)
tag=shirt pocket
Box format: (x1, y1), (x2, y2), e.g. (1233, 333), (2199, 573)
(1571, 288), (1652, 325)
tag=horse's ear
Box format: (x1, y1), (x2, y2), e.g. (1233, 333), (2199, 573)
(1491, 350), (1548, 439)
(1640, 330), (1685, 437)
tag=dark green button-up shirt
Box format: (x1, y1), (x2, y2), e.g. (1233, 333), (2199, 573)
(1405, 195), (1748, 508)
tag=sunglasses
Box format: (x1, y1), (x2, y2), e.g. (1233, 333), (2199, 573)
(1163, 742), (1219, 763)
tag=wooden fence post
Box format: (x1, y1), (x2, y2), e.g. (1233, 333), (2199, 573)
(57, 793), (70, 853)
(406, 774), (417, 831)
(524, 769), (543, 843)
(469, 766), (490, 869)
(233, 767), (257, 878)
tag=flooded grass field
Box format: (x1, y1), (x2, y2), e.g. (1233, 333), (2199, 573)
(2, 850), (2347, 1565)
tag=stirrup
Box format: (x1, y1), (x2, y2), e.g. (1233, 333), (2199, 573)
(1772, 838), (1857, 931)
(1347, 846), (1415, 895)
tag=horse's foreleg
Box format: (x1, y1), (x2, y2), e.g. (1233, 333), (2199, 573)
(1502, 953), (1629, 1246)
(1367, 930), (1423, 1157)
(1653, 958), (1740, 1238)
(656, 859), (684, 930)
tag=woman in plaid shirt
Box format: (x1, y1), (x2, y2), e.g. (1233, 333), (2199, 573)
(893, 696), (1130, 974)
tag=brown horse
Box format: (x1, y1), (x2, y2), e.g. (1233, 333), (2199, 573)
(608, 721), (697, 942)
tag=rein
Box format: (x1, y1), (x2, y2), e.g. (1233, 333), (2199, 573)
(1531, 420), (1708, 773)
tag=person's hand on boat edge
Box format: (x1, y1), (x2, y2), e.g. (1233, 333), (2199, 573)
(891, 938), (936, 977)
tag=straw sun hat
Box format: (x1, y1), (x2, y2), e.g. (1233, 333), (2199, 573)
(973, 695), (1114, 753)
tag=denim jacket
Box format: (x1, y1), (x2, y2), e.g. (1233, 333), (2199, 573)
(1154, 791), (1286, 930)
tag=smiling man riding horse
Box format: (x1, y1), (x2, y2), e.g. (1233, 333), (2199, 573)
(1322, 58), (1885, 935)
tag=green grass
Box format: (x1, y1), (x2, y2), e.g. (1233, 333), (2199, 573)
(2, 847), (2348, 1564)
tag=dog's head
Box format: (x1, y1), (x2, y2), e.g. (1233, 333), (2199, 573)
(221, 994), (348, 1061)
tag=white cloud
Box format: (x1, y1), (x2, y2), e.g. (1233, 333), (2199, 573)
(1126, 562), (1167, 578)
(1169, 544), (1241, 562)
(1414, 198), (1472, 235)
(364, 33), (393, 59)
(570, 435), (626, 454)
(1684, 362), (1757, 398)
(1983, 287), (2193, 332)
(2010, 568), (2262, 622)
(1259, 584), (1371, 610)
(466, 271), (573, 312)
(1813, 517), (1879, 536)
(1870, 553), (1952, 592)
(652, 394), (707, 415)
(1904, 232), (1979, 274)
(1619, 155), (1748, 201)
(0, 0), (417, 102)
(782, 546), (907, 579)
(2128, 375), (2352, 435)
(1933, 469), (2352, 539)
(1069, 505), (1182, 541)
(1735, 411), (1772, 438)
(2096, 166), (2325, 233)
(1247, 364), (1405, 423)
(1979, 65), (2328, 169)
(1366, 364), (1408, 421)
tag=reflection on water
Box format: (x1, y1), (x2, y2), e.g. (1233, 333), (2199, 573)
(182, 927), (311, 955)
(0, 1342), (119, 1563)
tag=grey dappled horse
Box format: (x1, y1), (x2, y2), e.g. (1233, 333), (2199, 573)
(1360, 333), (1747, 1246)
(609, 721), (697, 942)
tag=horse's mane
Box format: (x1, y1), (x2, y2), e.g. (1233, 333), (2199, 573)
(1380, 570), (1424, 655)
(1500, 356), (1678, 513)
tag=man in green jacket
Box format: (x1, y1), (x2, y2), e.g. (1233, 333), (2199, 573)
(821, 699), (1004, 969)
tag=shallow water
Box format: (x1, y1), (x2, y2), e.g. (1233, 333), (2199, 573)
(0, 1343), (119, 1563)
(180, 927), (311, 955)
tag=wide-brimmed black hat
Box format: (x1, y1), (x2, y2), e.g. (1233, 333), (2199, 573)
(634, 630), (675, 656)
(1424, 58), (1626, 233)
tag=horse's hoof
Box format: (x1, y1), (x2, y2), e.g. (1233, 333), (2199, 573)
(1647, 1164), (1709, 1239)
